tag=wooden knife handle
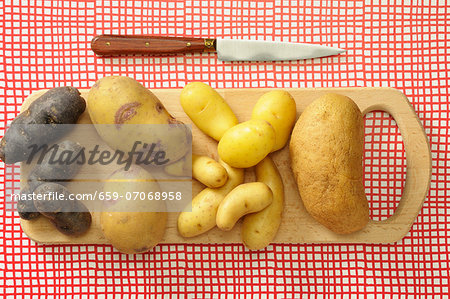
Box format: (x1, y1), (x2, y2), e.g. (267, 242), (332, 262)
(91, 35), (216, 56)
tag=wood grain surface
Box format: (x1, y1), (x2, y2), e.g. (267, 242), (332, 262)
(91, 35), (210, 56)
(19, 87), (431, 245)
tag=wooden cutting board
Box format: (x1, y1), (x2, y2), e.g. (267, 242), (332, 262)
(19, 87), (431, 245)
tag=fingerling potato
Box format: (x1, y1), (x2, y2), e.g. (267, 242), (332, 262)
(192, 154), (228, 188)
(180, 82), (238, 141)
(242, 156), (284, 250)
(164, 153), (192, 177)
(218, 119), (275, 168)
(177, 160), (244, 237)
(216, 182), (273, 231)
(251, 90), (297, 151)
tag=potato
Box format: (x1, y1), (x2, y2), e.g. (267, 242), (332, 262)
(33, 183), (92, 236)
(16, 186), (41, 220)
(33, 183), (73, 217)
(242, 156), (284, 250)
(50, 211), (92, 237)
(27, 140), (84, 190)
(101, 210), (167, 254)
(88, 76), (190, 165)
(17, 140), (85, 221)
(218, 119), (275, 168)
(0, 87), (86, 164)
(289, 93), (369, 234)
(216, 182), (273, 231)
(164, 154), (192, 177)
(177, 160), (244, 237)
(164, 154), (228, 188)
(100, 165), (167, 253)
(192, 154), (228, 188)
(251, 90), (297, 151)
(180, 82), (238, 141)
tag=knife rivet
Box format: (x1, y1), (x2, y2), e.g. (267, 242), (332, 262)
(145, 42), (150, 47)
(186, 42), (191, 47)
(106, 42), (111, 46)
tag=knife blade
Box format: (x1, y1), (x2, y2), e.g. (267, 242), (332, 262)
(91, 35), (345, 61)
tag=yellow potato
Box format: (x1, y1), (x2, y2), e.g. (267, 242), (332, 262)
(290, 93), (369, 234)
(101, 210), (167, 254)
(242, 156), (284, 250)
(164, 153), (192, 177)
(192, 154), (228, 188)
(251, 90), (297, 151)
(88, 76), (190, 164)
(180, 82), (238, 141)
(218, 119), (276, 168)
(164, 154), (228, 189)
(216, 182), (273, 231)
(177, 160), (244, 237)
(100, 165), (167, 254)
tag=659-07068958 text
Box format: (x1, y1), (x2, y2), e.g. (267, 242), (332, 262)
(11, 191), (183, 202)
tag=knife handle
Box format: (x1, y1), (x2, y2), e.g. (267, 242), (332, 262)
(91, 35), (216, 56)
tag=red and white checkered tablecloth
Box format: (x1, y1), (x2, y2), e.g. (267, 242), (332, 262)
(1, 0), (448, 297)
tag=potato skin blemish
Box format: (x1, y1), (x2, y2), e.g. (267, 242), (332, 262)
(114, 102), (141, 128)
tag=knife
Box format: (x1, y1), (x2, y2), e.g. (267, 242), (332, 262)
(91, 35), (345, 61)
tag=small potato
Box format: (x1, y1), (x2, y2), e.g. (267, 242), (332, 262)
(177, 160), (244, 237)
(51, 211), (93, 237)
(0, 87), (86, 164)
(100, 165), (167, 253)
(33, 183), (92, 236)
(33, 183), (73, 217)
(216, 182), (273, 231)
(27, 140), (84, 189)
(16, 186), (41, 220)
(251, 90), (297, 151)
(164, 154), (192, 177)
(218, 119), (275, 168)
(192, 155), (228, 188)
(242, 156), (284, 250)
(180, 82), (238, 141)
(164, 154), (228, 189)
(18, 140), (85, 221)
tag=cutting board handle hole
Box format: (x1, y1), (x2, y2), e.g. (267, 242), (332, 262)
(363, 110), (406, 222)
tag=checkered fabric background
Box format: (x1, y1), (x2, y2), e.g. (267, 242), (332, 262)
(0, 0), (448, 297)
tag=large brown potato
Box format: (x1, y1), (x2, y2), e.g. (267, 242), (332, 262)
(289, 93), (369, 234)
